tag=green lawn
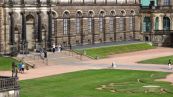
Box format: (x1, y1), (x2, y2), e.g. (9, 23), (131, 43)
(0, 56), (19, 71)
(138, 55), (173, 65)
(20, 69), (173, 97)
(75, 43), (155, 59)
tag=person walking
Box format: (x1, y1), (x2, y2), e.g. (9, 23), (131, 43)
(18, 62), (22, 73)
(52, 44), (56, 53)
(21, 63), (25, 74)
(112, 61), (117, 68)
(43, 49), (48, 65)
(168, 59), (172, 70)
(57, 44), (61, 52)
(12, 62), (17, 77)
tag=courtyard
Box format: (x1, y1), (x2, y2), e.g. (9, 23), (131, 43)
(1, 42), (173, 97)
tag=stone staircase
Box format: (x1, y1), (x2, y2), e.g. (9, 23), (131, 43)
(15, 50), (91, 68)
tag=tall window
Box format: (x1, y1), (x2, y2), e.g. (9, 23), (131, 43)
(163, 16), (170, 30)
(99, 11), (104, 33)
(52, 19), (55, 35)
(76, 11), (82, 34)
(110, 17), (114, 32)
(155, 17), (159, 30)
(119, 17), (125, 31)
(63, 12), (70, 35)
(164, 0), (170, 5)
(109, 11), (115, 32)
(88, 11), (94, 33)
(143, 17), (151, 32)
(129, 17), (133, 31)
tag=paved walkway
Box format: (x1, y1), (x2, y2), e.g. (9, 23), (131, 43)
(0, 47), (173, 83)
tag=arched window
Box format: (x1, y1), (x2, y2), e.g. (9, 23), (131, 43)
(164, 0), (170, 5)
(88, 11), (94, 33)
(99, 11), (105, 33)
(109, 11), (115, 32)
(143, 17), (151, 32)
(119, 17), (125, 31)
(63, 11), (70, 35)
(155, 17), (159, 30)
(76, 11), (82, 34)
(163, 16), (170, 30)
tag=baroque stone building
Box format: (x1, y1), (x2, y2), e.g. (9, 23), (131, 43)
(141, 0), (173, 47)
(0, 0), (172, 54)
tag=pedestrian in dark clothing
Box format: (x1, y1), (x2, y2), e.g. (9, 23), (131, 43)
(52, 44), (56, 53)
(20, 63), (25, 74)
(12, 62), (17, 77)
(43, 49), (48, 65)
(168, 59), (172, 70)
(12, 62), (15, 77)
(44, 50), (47, 59)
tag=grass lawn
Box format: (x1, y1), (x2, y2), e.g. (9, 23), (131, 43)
(138, 55), (173, 65)
(75, 43), (155, 59)
(20, 69), (173, 97)
(0, 56), (19, 71)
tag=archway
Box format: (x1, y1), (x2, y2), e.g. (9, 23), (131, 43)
(26, 14), (35, 50)
(163, 16), (170, 31)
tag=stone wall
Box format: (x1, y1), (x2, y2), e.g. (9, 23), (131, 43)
(2, 4), (143, 53)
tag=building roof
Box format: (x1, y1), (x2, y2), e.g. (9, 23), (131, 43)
(4, 0), (139, 5)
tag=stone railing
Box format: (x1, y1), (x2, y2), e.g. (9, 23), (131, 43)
(0, 76), (19, 92)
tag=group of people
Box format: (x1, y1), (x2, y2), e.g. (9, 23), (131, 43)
(18, 61), (25, 74)
(52, 44), (63, 53)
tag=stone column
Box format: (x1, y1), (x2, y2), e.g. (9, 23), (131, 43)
(159, 15), (163, 30)
(37, 11), (42, 43)
(132, 16), (136, 39)
(91, 17), (95, 44)
(150, 14), (155, 41)
(80, 17), (83, 45)
(114, 16), (117, 41)
(21, 12), (26, 43)
(103, 17), (106, 42)
(21, 11), (28, 53)
(124, 17), (126, 41)
(9, 12), (14, 45)
(67, 18), (71, 46)
(47, 10), (52, 49)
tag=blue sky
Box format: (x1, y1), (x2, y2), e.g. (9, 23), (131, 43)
(141, 0), (157, 6)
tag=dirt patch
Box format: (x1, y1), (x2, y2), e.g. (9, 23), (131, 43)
(157, 74), (173, 85)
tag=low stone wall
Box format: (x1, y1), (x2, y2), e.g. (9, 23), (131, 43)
(0, 90), (19, 97)
(0, 76), (20, 97)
